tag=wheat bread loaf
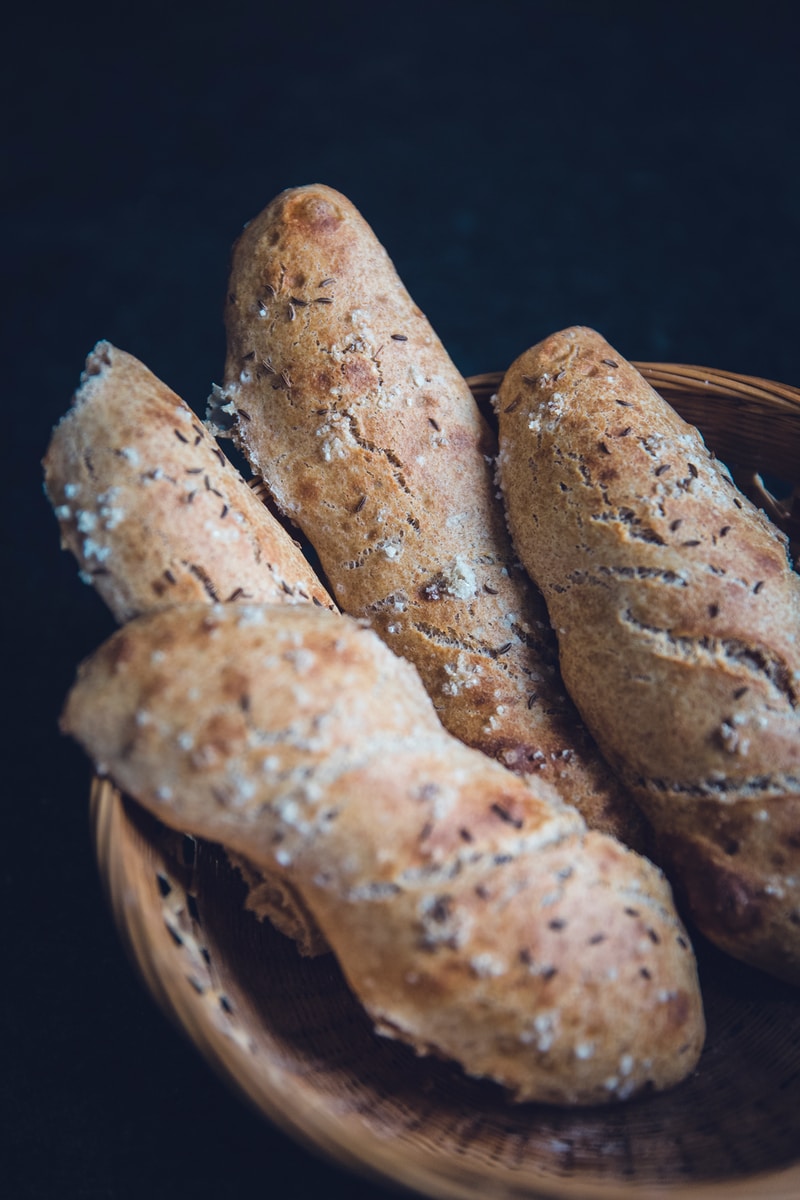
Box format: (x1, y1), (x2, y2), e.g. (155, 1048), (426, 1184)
(43, 341), (333, 954)
(61, 601), (704, 1104)
(496, 325), (800, 984)
(43, 341), (334, 622)
(214, 184), (645, 848)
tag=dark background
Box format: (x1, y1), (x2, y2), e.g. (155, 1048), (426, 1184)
(6, 1), (800, 1196)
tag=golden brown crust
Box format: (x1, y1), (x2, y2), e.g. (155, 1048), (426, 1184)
(61, 602), (705, 1105)
(217, 185), (645, 848)
(496, 325), (800, 983)
(43, 341), (334, 622)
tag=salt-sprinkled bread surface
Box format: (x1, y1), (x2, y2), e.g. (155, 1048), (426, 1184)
(215, 183), (645, 849)
(43, 341), (334, 623)
(43, 341), (333, 955)
(61, 602), (704, 1105)
(496, 325), (800, 984)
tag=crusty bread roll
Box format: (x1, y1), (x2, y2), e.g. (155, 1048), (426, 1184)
(496, 325), (800, 984)
(61, 601), (704, 1105)
(43, 341), (332, 954)
(215, 184), (645, 848)
(43, 341), (334, 622)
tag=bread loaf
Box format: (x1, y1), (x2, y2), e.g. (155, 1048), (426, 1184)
(43, 341), (334, 622)
(496, 325), (800, 984)
(61, 601), (704, 1105)
(43, 341), (333, 954)
(215, 184), (645, 848)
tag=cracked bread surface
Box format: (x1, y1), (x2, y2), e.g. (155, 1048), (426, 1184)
(496, 325), (800, 983)
(216, 184), (645, 848)
(61, 601), (704, 1105)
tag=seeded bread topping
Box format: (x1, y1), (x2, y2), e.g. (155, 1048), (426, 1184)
(496, 326), (800, 984)
(216, 184), (645, 848)
(61, 602), (705, 1105)
(43, 342), (334, 621)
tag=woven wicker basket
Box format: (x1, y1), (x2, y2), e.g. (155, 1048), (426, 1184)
(90, 363), (800, 1200)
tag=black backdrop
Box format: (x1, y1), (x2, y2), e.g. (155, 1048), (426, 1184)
(6, 2), (800, 1196)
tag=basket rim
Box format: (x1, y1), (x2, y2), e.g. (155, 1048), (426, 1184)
(465, 363), (800, 414)
(90, 778), (800, 1200)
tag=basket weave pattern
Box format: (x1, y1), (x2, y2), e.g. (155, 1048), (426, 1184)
(91, 365), (800, 1200)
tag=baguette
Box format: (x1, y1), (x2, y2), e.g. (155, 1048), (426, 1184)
(61, 601), (704, 1105)
(215, 184), (645, 848)
(496, 325), (800, 984)
(43, 341), (334, 622)
(43, 341), (333, 954)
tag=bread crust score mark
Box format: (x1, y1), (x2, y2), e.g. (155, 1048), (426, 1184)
(496, 325), (800, 984)
(216, 184), (645, 849)
(61, 602), (705, 1105)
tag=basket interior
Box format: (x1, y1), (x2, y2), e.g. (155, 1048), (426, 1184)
(90, 365), (800, 1200)
(94, 784), (800, 1200)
